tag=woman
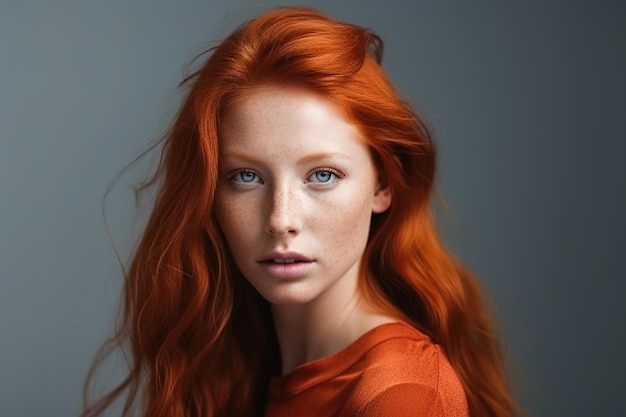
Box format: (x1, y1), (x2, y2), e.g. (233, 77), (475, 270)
(83, 7), (516, 417)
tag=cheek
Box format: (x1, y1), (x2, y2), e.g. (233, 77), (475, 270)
(321, 188), (374, 247)
(213, 195), (248, 249)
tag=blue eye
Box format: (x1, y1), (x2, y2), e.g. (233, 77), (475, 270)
(313, 171), (333, 182)
(232, 171), (261, 183)
(308, 170), (339, 184)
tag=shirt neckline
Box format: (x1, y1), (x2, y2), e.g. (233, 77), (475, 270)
(269, 322), (428, 398)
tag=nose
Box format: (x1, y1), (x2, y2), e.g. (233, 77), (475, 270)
(265, 182), (301, 236)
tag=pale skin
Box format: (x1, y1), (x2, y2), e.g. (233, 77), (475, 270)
(214, 85), (398, 374)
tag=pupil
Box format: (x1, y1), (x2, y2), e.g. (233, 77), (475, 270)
(316, 172), (330, 182)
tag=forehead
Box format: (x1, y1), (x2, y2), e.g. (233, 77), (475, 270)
(218, 85), (365, 156)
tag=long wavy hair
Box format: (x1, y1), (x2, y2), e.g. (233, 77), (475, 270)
(82, 7), (516, 417)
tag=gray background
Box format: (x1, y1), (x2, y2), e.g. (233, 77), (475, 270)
(1, 1), (624, 416)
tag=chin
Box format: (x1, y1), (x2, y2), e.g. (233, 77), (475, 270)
(256, 288), (319, 306)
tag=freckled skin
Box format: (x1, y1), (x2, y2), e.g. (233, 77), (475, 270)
(213, 85), (391, 309)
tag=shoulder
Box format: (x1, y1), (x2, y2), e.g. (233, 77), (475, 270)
(351, 381), (468, 417)
(342, 323), (469, 417)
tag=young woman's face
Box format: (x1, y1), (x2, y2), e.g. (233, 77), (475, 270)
(214, 85), (391, 307)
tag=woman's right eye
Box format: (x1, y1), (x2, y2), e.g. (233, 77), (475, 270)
(230, 170), (263, 184)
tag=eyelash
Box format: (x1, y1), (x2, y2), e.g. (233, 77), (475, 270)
(226, 169), (264, 185)
(306, 168), (343, 186)
(225, 168), (344, 187)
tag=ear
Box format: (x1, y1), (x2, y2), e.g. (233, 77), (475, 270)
(372, 185), (392, 214)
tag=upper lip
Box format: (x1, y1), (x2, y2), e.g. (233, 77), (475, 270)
(257, 251), (314, 263)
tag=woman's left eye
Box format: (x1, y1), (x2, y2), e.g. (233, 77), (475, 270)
(307, 170), (339, 183)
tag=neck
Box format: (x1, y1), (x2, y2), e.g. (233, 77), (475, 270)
(271, 292), (398, 375)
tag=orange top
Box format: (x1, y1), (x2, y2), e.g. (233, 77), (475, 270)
(265, 322), (468, 417)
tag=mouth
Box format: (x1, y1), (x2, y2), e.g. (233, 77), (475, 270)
(258, 258), (313, 265)
(257, 251), (314, 264)
(256, 252), (315, 279)
(266, 258), (301, 264)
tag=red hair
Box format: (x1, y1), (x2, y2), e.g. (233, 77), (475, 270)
(82, 7), (516, 417)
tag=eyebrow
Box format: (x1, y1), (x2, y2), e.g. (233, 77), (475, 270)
(220, 151), (353, 164)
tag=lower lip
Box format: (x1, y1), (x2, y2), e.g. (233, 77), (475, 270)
(258, 261), (314, 279)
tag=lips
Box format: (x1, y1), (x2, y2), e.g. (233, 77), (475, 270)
(257, 251), (314, 279)
(257, 251), (314, 263)
(270, 258), (298, 264)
